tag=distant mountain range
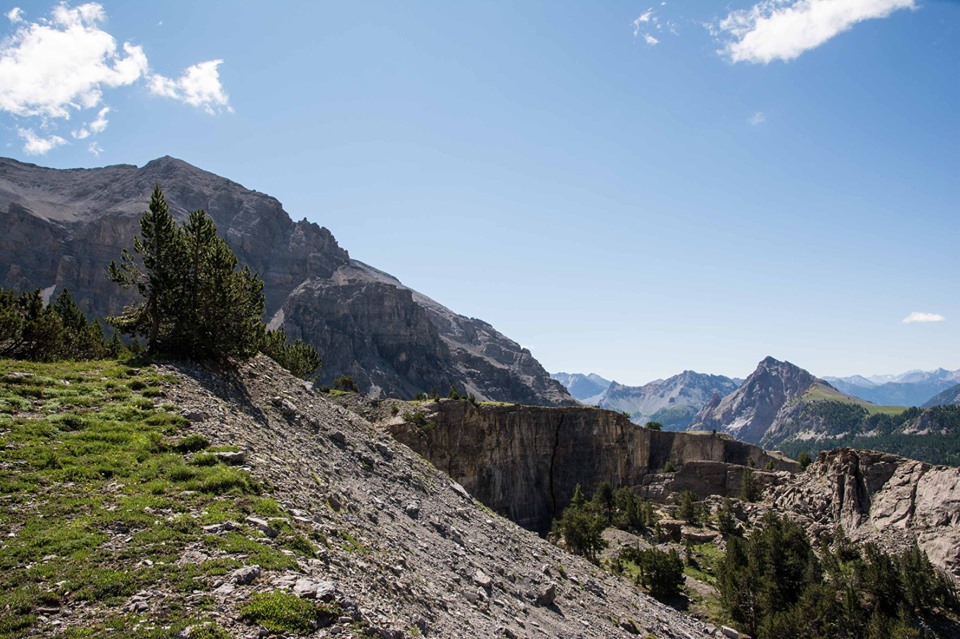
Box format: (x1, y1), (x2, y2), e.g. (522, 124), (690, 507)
(823, 368), (960, 407)
(600, 372), (740, 430)
(551, 370), (740, 429)
(550, 372), (610, 404)
(0, 156), (573, 406)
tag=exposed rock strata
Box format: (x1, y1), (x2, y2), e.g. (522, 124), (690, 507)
(387, 401), (796, 532)
(769, 448), (960, 581)
(0, 156), (571, 405)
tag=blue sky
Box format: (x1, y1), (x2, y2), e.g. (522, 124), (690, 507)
(1, 1), (957, 384)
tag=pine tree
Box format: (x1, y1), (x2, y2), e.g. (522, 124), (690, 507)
(109, 186), (185, 351)
(52, 289), (104, 359)
(109, 186), (266, 360)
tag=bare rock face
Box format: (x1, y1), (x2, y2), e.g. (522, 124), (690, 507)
(770, 448), (960, 580)
(0, 156), (572, 405)
(387, 401), (797, 532)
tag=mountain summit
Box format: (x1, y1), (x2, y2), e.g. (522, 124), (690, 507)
(0, 156), (573, 405)
(690, 356), (832, 444)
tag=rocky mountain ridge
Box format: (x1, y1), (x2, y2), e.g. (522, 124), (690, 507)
(0, 156), (572, 406)
(925, 383), (960, 407)
(594, 371), (740, 430)
(550, 372), (611, 403)
(689, 356), (840, 445)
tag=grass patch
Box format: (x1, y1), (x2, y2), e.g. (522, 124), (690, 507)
(801, 383), (904, 416)
(239, 591), (337, 635)
(0, 358), (312, 638)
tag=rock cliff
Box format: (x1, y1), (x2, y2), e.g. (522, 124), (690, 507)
(386, 401), (796, 533)
(769, 448), (960, 581)
(0, 156), (572, 405)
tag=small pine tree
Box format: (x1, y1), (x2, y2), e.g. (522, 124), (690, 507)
(716, 497), (738, 536)
(260, 328), (321, 379)
(333, 374), (360, 393)
(740, 466), (760, 502)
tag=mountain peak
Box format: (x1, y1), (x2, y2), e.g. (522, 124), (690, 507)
(1, 155), (572, 406)
(691, 356), (822, 444)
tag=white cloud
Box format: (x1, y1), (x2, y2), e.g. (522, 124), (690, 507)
(72, 106), (110, 139)
(18, 128), (66, 155)
(716, 0), (916, 64)
(88, 141), (103, 157)
(902, 312), (946, 324)
(0, 3), (148, 119)
(748, 111), (766, 125)
(0, 3), (231, 156)
(149, 60), (232, 114)
(636, 9), (654, 25)
(644, 34), (659, 46)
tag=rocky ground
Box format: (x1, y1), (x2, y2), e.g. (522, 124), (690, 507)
(158, 355), (717, 638)
(768, 447), (960, 582)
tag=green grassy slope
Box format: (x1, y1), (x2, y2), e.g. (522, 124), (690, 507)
(0, 359), (321, 638)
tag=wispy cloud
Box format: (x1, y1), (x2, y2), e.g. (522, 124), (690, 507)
(18, 128), (66, 155)
(149, 60), (231, 115)
(902, 312), (946, 324)
(72, 106), (110, 139)
(633, 5), (681, 47)
(715, 0), (916, 64)
(0, 2), (231, 155)
(87, 141), (103, 157)
(748, 111), (766, 125)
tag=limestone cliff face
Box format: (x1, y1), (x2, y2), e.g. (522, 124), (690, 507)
(0, 156), (571, 405)
(770, 448), (960, 580)
(387, 402), (796, 532)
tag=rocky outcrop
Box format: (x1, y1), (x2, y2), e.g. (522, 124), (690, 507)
(770, 448), (960, 580)
(0, 156), (572, 405)
(387, 401), (796, 532)
(597, 371), (740, 430)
